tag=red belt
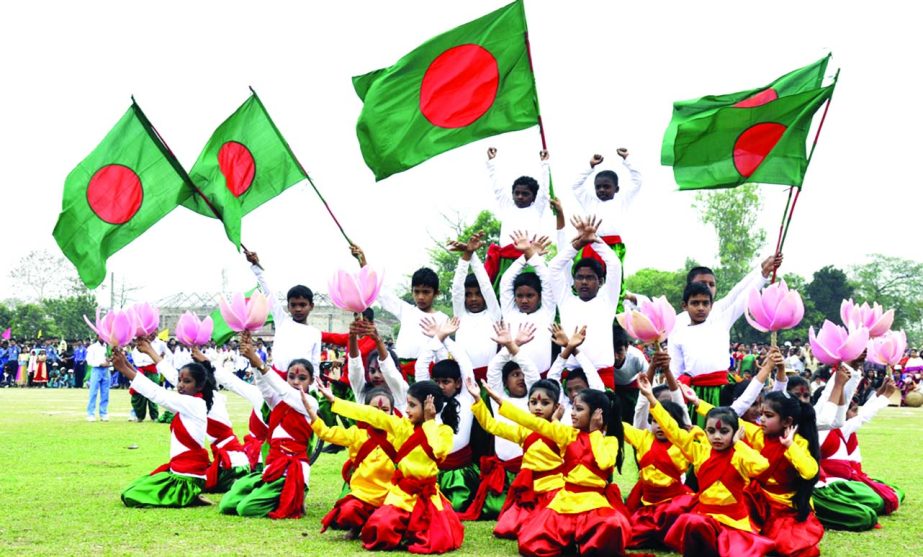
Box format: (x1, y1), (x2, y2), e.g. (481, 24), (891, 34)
(679, 370), (729, 387)
(441, 445), (473, 470)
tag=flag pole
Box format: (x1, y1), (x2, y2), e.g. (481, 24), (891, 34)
(769, 187), (794, 284)
(770, 69), (839, 282)
(248, 87), (355, 248)
(524, 17), (555, 206)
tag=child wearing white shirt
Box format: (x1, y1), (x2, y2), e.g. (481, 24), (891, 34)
(448, 233), (501, 381)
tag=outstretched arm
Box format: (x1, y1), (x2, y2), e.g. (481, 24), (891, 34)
(244, 248), (285, 325)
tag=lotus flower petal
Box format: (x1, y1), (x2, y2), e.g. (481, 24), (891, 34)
(358, 266), (384, 307)
(745, 307), (771, 333)
(84, 308), (103, 339)
(747, 288), (772, 328)
(770, 290), (805, 330)
(219, 293), (248, 332)
(244, 292), (269, 331)
(616, 312), (631, 334)
(329, 266), (384, 314)
(619, 310), (659, 343)
(110, 310), (136, 347)
(175, 312), (210, 347)
(131, 302), (160, 337)
(747, 281), (804, 333)
(868, 308), (894, 338)
(867, 330), (907, 367)
(197, 316), (215, 345)
(838, 326), (870, 362)
(809, 322), (843, 366)
(840, 299), (856, 328)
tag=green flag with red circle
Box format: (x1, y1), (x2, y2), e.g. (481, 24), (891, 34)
(353, 0), (539, 181)
(669, 84), (835, 191)
(662, 54), (830, 166)
(53, 102), (194, 289)
(183, 92), (307, 249)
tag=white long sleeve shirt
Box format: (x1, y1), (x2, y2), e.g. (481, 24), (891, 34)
(487, 348), (541, 461)
(499, 254), (556, 372)
(251, 264), (321, 373)
(377, 288), (448, 361)
(675, 266), (768, 328)
(550, 239), (622, 371)
(348, 352), (409, 415)
(452, 253), (501, 370)
(569, 158), (642, 239)
(488, 158), (551, 245)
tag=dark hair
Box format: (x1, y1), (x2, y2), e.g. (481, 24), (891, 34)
(685, 266), (715, 285)
(287, 358), (315, 381)
(659, 400), (687, 428)
(363, 386), (395, 409)
(612, 324), (630, 351)
(366, 348), (400, 379)
(595, 169), (619, 188)
(463, 273), (481, 290)
(566, 368), (589, 387)
(180, 362), (216, 412)
(704, 406), (740, 437)
(408, 380), (460, 432)
(512, 175), (539, 196)
(721, 380), (757, 407)
(763, 391), (820, 521)
(786, 375), (810, 394)
(362, 307), (375, 322)
(576, 389), (625, 472)
(411, 267), (439, 291)
(432, 359), (461, 381)
(651, 384), (670, 402)
(573, 258), (605, 281)
(683, 281), (713, 303)
(501, 360), (521, 388)
(287, 285), (314, 304)
(513, 272), (542, 296)
(530, 379), (561, 403)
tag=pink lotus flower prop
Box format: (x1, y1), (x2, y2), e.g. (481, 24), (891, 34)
(840, 299), (894, 338)
(219, 291), (269, 333)
(809, 320), (870, 366)
(866, 330), (907, 367)
(616, 295), (677, 343)
(129, 302), (160, 337)
(175, 312), (214, 347)
(745, 280), (804, 338)
(327, 265), (384, 314)
(83, 308), (135, 347)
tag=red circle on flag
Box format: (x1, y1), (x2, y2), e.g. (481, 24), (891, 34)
(734, 88), (778, 108)
(86, 164), (143, 224)
(733, 122), (788, 178)
(420, 44), (499, 128)
(218, 141), (256, 198)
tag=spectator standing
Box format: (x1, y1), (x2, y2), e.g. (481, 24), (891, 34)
(86, 338), (111, 421)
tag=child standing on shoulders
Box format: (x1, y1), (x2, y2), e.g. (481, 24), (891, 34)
(324, 380), (465, 553)
(112, 348), (213, 508)
(219, 335), (319, 519)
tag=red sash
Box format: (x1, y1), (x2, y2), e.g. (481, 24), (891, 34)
(693, 448), (749, 523)
(390, 425), (446, 529)
(578, 236), (622, 273)
(626, 438), (691, 510)
(341, 423), (397, 483)
(679, 370), (729, 387)
(458, 455), (522, 520)
(441, 445), (473, 470)
(754, 437), (799, 498)
(150, 411), (210, 477)
(395, 426), (439, 466)
(128, 363), (159, 396)
(204, 418), (247, 490)
(560, 432), (625, 511)
(261, 403), (312, 519)
(504, 433), (563, 509)
(243, 409), (269, 469)
(485, 244), (525, 283)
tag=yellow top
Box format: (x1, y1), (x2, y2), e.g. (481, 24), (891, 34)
(499, 401), (619, 514)
(651, 403), (768, 530)
(471, 399), (563, 493)
(696, 401), (818, 509)
(311, 419), (396, 506)
(623, 423), (698, 504)
(331, 398), (454, 512)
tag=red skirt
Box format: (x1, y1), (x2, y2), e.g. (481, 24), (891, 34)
(517, 505), (632, 557)
(494, 489), (558, 539)
(746, 488), (823, 557)
(664, 512), (775, 557)
(360, 500), (464, 554)
(321, 494), (377, 533)
(629, 493), (696, 549)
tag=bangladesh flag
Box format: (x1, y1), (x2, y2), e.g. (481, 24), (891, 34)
(183, 92), (306, 249)
(210, 286), (273, 346)
(662, 54), (830, 166)
(670, 84), (835, 191)
(353, 0), (539, 181)
(53, 102), (194, 289)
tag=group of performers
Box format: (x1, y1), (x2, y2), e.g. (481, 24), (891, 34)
(106, 149), (904, 556)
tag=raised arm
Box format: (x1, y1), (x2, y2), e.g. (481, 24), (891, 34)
(245, 249), (285, 325)
(331, 396), (404, 435)
(499, 398), (576, 449)
(617, 150), (643, 209)
(569, 154), (600, 211)
(592, 237), (622, 304)
(470, 252), (501, 319)
(486, 147), (509, 207)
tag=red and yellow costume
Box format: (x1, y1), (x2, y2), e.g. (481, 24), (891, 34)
(331, 398), (464, 554)
(312, 418), (398, 533)
(650, 403), (775, 557)
(459, 399), (564, 537)
(622, 423), (698, 548)
(499, 401), (632, 557)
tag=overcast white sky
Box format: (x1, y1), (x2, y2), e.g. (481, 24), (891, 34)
(1, 0), (919, 306)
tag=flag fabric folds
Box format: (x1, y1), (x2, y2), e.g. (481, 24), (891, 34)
(353, 0), (539, 180)
(183, 93), (306, 249)
(53, 103), (194, 289)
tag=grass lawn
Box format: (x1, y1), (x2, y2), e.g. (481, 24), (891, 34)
(0, 388), (920, 556)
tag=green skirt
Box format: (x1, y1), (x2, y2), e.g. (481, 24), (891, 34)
(481, 470), (517, 520)
(204, 465), (251, 494)
(121, 471), (205, 508)
(813, 481), (881, 531)
(690, 384), (723, 428)
(438, 463), (480, 513)
(219, 470), (308, 518)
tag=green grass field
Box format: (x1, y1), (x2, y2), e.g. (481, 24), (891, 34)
(1, 388), (920, 556)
